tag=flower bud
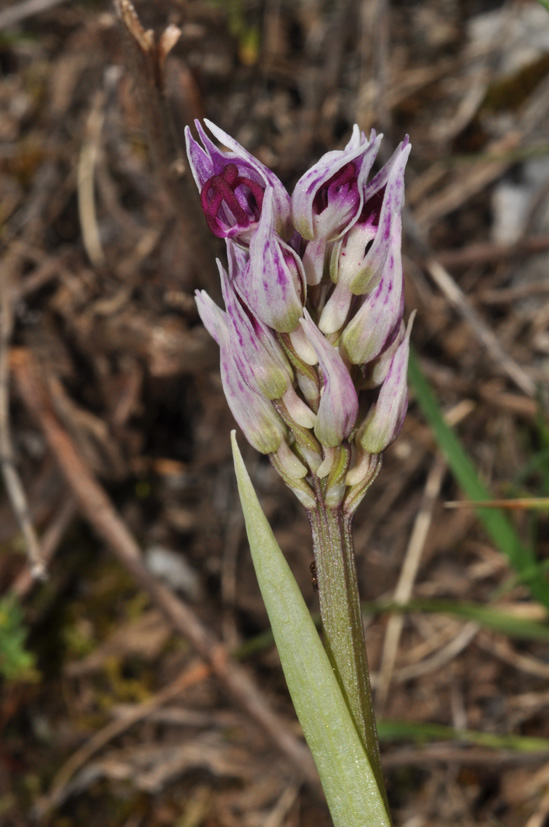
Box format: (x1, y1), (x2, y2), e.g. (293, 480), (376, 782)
(195, 290), (287, 454)
(300, 311), (359, 447)
(361, 321), (405, 390)
(242, 190), (305, 332)
(357, 312), (415, 454)
(217, 259), (290, 400)
(335, 138), (410, 296)
(339, 230), (404, 366)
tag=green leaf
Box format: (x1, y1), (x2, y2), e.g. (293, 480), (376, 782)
(231, 433), (391, 827)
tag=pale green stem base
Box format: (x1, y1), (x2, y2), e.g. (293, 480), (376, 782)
(307, 495), (390, 816)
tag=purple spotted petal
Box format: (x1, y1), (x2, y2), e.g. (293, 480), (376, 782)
(358, 312), (415, 453)
(242, 190), (305, 332)
(340, 216), (404, 365)
(291, 127), (382, 242)
(220, 347), (287, 455)
(300, 311), (359, 447)
(195, 288), (286, 454)
(217, 260), (291, 400)
(337, 137), (411, 296)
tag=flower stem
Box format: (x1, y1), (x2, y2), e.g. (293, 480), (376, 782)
(307, 494), (390, 816)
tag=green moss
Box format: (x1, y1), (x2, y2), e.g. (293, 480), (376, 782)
(0, 596), (40, 683)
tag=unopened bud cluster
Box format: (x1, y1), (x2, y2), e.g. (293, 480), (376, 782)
(186, 121), (413, 513)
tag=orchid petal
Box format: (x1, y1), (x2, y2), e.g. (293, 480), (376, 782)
(245, 190), (305, 332)
(340, 227), (404, 366)
(216, 264), (289, 399)
(338, 138), (411, 296)
(291, 130), (382, 242)
(194, 289), (227, 347)
(358, 312), (415, 454)
(185, 120), (291, 241)
(300, 311), (359, 447)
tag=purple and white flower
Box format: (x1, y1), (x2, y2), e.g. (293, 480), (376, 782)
(185, 119), (291, 241)
(291, 127), (382, 242)
(188, 120), (413, 512)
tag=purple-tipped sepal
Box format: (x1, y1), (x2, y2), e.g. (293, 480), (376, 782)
(195, 290), (287, 455)
(217, 260), (291, 400)
(357, 312), (415, 454)
(334, 137), (411, 296)
(185, 119), (291, 242)
(300, 311), (359, 447)
(241, 191), (305, 332)
(339, 224), (404, 365)
(291, 127), (382, 242)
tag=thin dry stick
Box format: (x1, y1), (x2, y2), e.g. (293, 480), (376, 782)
(436, 236), (549, 271)
(477, 633), (549, 680)
(10, 494), (77, 599)
(375, 455), (446, 715)
(404, 210), (537, 398)
(221, 500), (245, 649)
(381, 746), (549, 769)
(0, 277), (46, 578)
(526, 788), (549, 827)
(77, 91), (106, 268)
(394, 622), (479, 683)
(11, 348), (320, 792)
(372, 0), (390, 134)
(264, 784), (301, 827)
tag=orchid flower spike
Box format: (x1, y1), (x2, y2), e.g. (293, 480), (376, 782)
(188, 120), (413, 513)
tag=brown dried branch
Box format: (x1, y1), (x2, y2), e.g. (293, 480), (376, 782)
(11, 348), (320, 793)
(0, 0), (69, 30)
(435, 236), (549, 272)
(10, 494), (77, 599)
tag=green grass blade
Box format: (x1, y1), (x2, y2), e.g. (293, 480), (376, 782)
(234, 598), (549, 663)
(408, 350), (549, 607)
(378, 719), (549, 753)
(362, 598), (549, 641)
(232, 433), (391, 827)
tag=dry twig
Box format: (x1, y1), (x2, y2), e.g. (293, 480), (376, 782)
(405, 210), (537, 397)
(40, 659), (212, 815)
(375, 455), (446, 714)
(0, 0), (69, 30)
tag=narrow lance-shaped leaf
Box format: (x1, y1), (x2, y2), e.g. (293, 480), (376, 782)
(232, 433), (391, 827)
